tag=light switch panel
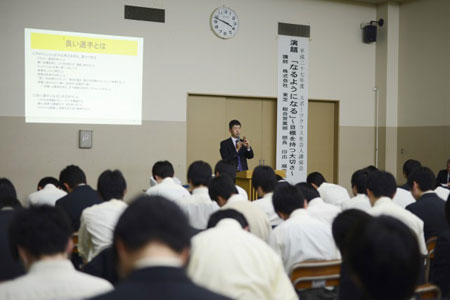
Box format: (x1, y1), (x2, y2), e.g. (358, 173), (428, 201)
(79, 130), (93, 149)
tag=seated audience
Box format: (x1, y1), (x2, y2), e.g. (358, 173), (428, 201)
(26, 176), (66, 207)
(82, 246), (118, 285)
(399, 159), (421, 191)
(341, 169), (371, 211)
(251, 165), (283, 227)
(214, 160), (248, 200)
(367, 170), (427, 254)
(297, 182), (341, 225)
(188, 209), (297, 300)
(55, 165), (101, 231)
(332, 209), (372, 300)
(90, 195), (230, 300)
(208, 175), (272, 242)
(306, 172), (350, 207)
(0, 206), (112, 299)
(346, 216), (421, 300)
(145, 160), (190, 202)
(435, 185), (450, 200)
(78, 170), (128, 262)
(406, 166), (447, 241)
(436, 158), (450, 187)
(270, 184), (339, 272)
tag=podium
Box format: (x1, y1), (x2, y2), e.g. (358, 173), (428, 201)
(236, 169), (286, 201)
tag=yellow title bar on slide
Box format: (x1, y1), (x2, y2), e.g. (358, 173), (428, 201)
(30, 32), (138, 56)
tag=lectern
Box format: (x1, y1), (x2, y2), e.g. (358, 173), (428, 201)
(236, 169), (286, 201)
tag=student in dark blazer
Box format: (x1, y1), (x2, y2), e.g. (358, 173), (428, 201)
(436, 158), (450, 187)
(406, 167), (447, 241)
(90, 195), (230, 300)
(219, 120), (254, 171)
(55, 165), (101, 231)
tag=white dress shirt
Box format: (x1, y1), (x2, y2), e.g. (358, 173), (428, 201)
(435, 186), (450, 201)
(393, 187), (416, 208)
(252, 192), (283, 227)
(236, 185), (249, 200)
(188, 219), (298, 300)
(146, 177), (190, 203)
(270, 208), (340, 273)
(180, 201), (220, 229)
(26, 184), (67, 207)
(185, 186), (211, 204)
(370, 196), (427, 254)
(318, 182), (351, 207)
(307, 197), (341, 225)
(222, 194), (272, 242)
(341, 193), (372, 212)
(78, 199), (128, 261)
(0, 259), (112, 300)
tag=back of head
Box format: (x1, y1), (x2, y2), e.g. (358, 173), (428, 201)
(214, 160), (237, 181)
(207, 209), (249, 229)
(402, 159), (422, 178)
(296, 182), (320, 202)
(367, 170), (397, 199)
(228, 119), (241, 130)
(97, 169), (127, 201)
(187, 161), (212, 188)
(362, 165), (378, 175)
(306, 172), (326, 187)
(0, 178), (17, 200)
(9, 205), (72, 260)
(59, 165), (86, 191)
(208, 175), (238, 202)
(407, 166), (436, 192)
(351, 169), (369, 194)
(251, 166), (276, 193)
(332, 209), (372, 255)
(273, 184), (305, 216)
(346, 216), (421, 300)
(114, 195), (191, 254)
(37, 177), (61, 190)
(152, 160), (174, 179)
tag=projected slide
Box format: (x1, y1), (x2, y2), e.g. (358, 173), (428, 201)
(25, 28), (143, 125)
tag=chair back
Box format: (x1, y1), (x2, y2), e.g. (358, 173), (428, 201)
(72, 232), (79, 254)
(415, 283), (441, 299)
(289, 260), (341, 290)
(425, 236), (438, 282)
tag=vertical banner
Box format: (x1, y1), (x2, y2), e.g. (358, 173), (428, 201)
(276, 35), (309, 183)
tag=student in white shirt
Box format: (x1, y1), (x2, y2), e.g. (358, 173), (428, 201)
(307, 172), (350, 207)
(297, 182), (341, 225)
(26, 177), (67, 207)
(0, 206), (112, 300)
(341, 169), (371, 211)
(271, 184), (340, 273)
(146, 160), (190, 203)
(188, 209), (298, 300)
(214, 160), (248, 200)
(367, 170), (427, 255)
(79, 170), (128, 263)
(251, 166), (283, 227)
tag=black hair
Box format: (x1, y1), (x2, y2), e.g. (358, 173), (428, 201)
(97, 169), (127, 201)
(272, 184), (305, 216)
(362, 165), (378, 175)
(351, 169), (369, 194)
(214, 160), (237, 181)
(346, 216), (421, 300)
(306, 172), (326, 187)
(37, 177), (61, 190)
(59, 165), (86, 191)
(0, 178), (17, 200)
(9, 205), (72, 260)
(367, 171), (397, 199)
(407, 166), (436, 192)
(0, 197), (22, 209)
(207, 209), (249, 229)
(251, 166), (276, 193)
(114, 195), (191, 254)
(332, 209), (372, 255)
(208, 175), (238, 202)
(228, 119), (241, 130)
(187, 161), (212, 187)
(296, 182), (320, 202)
(402, 159), (422, 178)
(152, 161), (174, 180)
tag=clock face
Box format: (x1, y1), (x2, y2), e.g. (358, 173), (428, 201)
(210, 7), (239, 39)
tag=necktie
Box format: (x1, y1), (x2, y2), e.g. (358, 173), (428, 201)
(236, 139), (243, 172)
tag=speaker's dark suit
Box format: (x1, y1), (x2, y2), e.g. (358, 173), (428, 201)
(89, 266), (231, 300)
(55, 185), (101, 231)
(436, 169), (450, 186)
(406, 192), (447, 241)
(220, 138), (254, 171)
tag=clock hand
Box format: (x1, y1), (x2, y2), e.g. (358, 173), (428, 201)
(214, 16), (233, 28)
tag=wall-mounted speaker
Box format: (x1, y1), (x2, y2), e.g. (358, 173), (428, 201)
(363, 25), (377, 43)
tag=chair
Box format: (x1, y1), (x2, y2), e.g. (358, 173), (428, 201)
(415, 283), (441, 299)
(72, 232), (79, 254)
(289, 260), (341, 290)
(425, 236), (438, 282)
